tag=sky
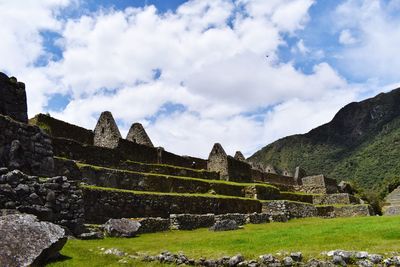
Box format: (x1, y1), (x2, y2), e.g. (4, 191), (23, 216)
(1, 0), (400, 158)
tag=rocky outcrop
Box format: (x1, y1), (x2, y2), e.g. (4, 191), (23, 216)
(104, 218), (141, 237)
(0, 72), (28, 123)
(0, 213), (66, 267)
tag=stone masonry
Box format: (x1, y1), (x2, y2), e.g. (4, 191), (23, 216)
(0, 72), (28, 123)
(93, 111), (122, 149)
(126, 122), (154, 147)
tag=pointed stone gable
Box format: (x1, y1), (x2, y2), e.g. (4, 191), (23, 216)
(126, 123), (154, 147)
(207, 143), (228, 180)
(93, 111), (122, 149)
(234, 151), (246, 161)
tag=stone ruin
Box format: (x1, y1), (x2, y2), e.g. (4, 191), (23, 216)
(0, 72), (380, 248)
(126, 122), (154, 147)
(93, 111), (122, 149)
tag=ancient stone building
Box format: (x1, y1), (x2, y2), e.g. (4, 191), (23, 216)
(234, 151), (245, 161)
(264, 164), (277, 174)
(0, 72), (28, 123)
(207, 143), (229, 180)
(383, 186), (400, 215)
(126, 123), (154, 147)
(93, 111), (122, 149)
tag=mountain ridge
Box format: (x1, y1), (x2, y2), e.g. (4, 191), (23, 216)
(249, 87), (400, 196)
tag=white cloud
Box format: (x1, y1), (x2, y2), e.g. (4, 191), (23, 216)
(339, 29), (357, 45)
(334, 0), (400, 83)
(2, 0), (391, 159)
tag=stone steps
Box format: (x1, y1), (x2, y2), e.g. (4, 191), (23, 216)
(383, 186), (400, 215)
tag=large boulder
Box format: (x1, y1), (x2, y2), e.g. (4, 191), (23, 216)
(0, 213), (66, 267)
(104, 218), (141, 237)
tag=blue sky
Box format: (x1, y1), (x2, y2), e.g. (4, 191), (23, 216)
(1, 0), (400, 157)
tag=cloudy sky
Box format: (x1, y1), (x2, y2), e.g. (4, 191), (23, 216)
(1, 0), (400, 158)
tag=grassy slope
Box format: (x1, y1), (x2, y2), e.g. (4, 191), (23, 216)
(48, 216), (400, 266)
(250, 116), (400, 196)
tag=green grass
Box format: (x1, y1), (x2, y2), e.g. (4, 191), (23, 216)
(48, 216), (400, 267)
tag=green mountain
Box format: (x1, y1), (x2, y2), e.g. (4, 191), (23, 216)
(249, 88), (400, 197)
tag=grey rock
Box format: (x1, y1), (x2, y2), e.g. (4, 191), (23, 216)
(229, 254), (244, 266)
(355, 252), (369, 259)
(356, 259), (373, 267)
(259, 254), (277, 264)
(209, 219), (239, 231)
(103, 248), (126, 257)
(0, 213), (66, 267)
(291, 252), (303, 262)
(104, 218), (141, 237)
(283, 256), (294, 266)
(368, 254), (383, 264)
(332, 255), (347, 266)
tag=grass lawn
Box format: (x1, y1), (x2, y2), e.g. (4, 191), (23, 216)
(48, 216), (400, 266)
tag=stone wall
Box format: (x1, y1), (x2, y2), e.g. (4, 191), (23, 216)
(30, 114), (94, 145)
(262, 173), (298, 186)
(262, 200), (317, 219)
(317, 205), (372, 218)
(278, 192), (314, 204)
(0, 72), (28, 123)
(117, 160), (218, 180)
(0, 169), (84, 234)
(0, 115), (54, 176)
(227, 156), (253, 183)
(301, 175), (338, 194)
(170, 214), (215, 230)
(312, 193), (360, 205)
(79, 164), (244, 196)
(82, 186), (262, 223)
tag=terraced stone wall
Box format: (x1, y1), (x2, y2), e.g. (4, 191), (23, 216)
(30, 114), (94, 145)
(78, 165), (280, 200)
(312, 193), (360, 205)
(227, 156), (253, 183)
(262, 200), (317, 219)
(82, 186), (262, 223)
(317, 204), (372, 218)
(262, 172), (298, 186)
